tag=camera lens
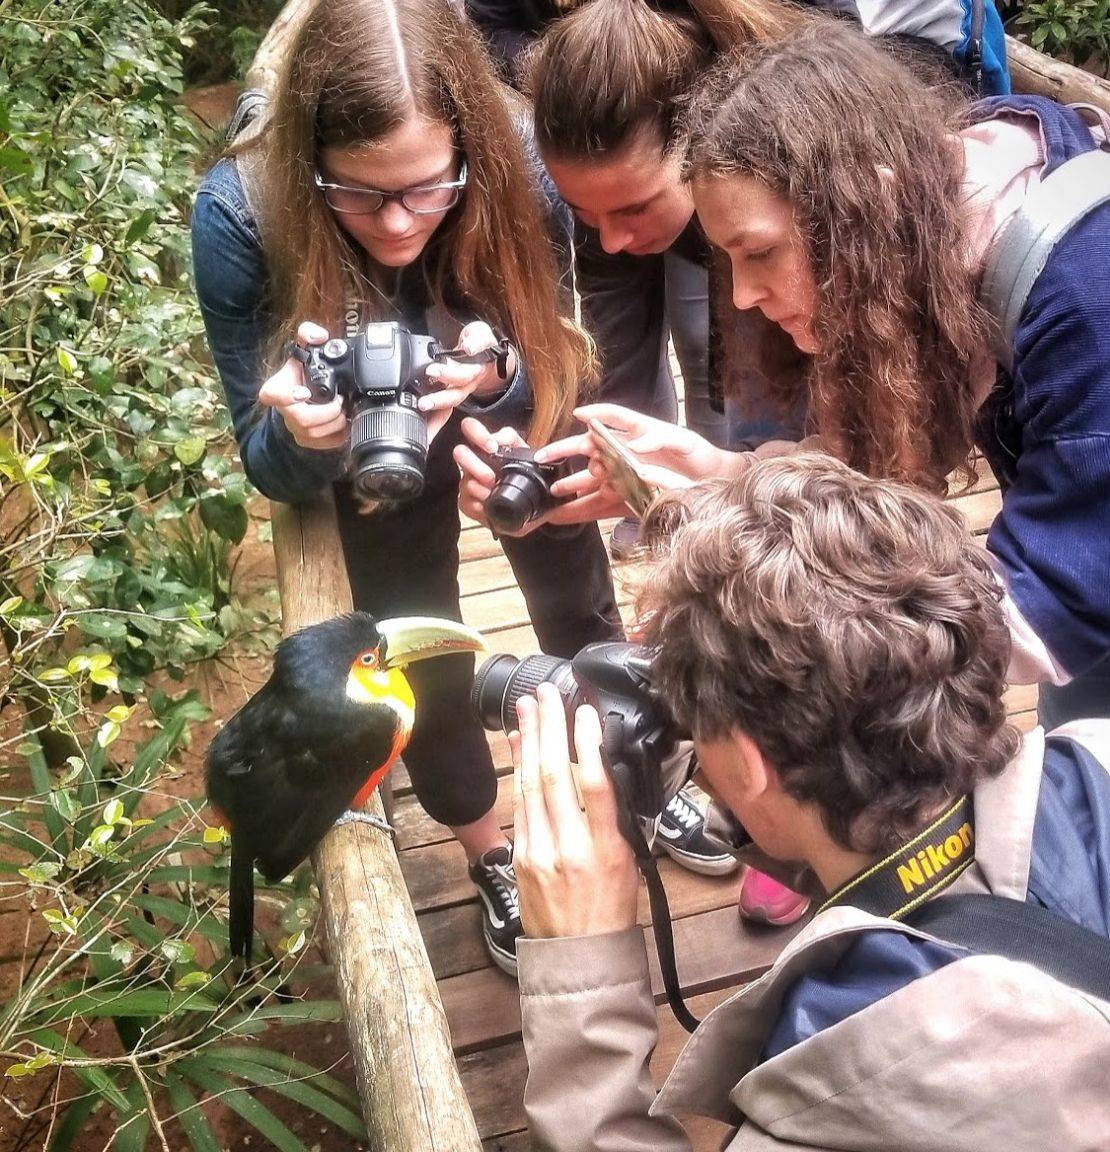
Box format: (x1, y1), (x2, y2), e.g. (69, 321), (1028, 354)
(471, 653), (580, 733)
(485, 462), (551, 535)
(349, 402), (428, 502)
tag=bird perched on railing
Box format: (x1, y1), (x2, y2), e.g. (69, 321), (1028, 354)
(205, 612), (485, 960)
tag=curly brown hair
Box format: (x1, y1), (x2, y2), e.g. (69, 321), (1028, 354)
(681, 23), (992, 492)
(637, 454), (1017, 854)
(234, 0), (595, 445)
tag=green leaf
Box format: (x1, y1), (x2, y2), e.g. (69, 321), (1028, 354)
(199, 494), (248, 544)
(173, 437), (206, 466)
(20, 861), (62, 884)
(160, 939), (195, 965)
(109, 940), (134, 966)
(57, 347), (79, 376)
(124, 209), (158, 246)
(194, 1051), (367, 1139)
(50, 789), (81, 822)
(33, 987), (218, 1025)
(218, 1046), (363, 1111)
(178, 1064), (311, 1152)
(83, 268), (109, 296)
(164, 1071), (222, 1152)
(102, 799), (125, 826)
(112, 1080), (151, 1152)
(47, 1093), (99, 1152)
(30, 1029), (131, 1111)
(174, 970), (212, 991)
(0, 146), (33, 175)
(27, 736), (66, 847)
(222, 1000), (344, 1030)
(88, 824), (115, 848)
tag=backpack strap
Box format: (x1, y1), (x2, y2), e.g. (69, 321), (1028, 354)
(979, 145), (1110, 374)
(906, 892), (1110, 1000)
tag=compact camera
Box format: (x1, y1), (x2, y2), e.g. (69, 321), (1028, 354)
(483, 447), (573, 535)
(290, 323), (438, 503)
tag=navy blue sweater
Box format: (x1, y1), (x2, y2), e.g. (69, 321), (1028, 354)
(971, 98), (1110, 680)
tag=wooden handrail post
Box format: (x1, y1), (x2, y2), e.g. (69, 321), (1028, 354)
(1006, 36), (1110, 113)
(271, 495), (482, 1152)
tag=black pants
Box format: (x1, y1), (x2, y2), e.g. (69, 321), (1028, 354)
(334, 416), (621, 827)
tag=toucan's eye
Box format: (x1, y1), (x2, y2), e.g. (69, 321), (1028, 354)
(359, 651), (378, 668)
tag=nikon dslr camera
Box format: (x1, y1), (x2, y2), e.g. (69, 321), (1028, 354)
(472, 642), (752, 856)
(287, 322), (438, 503)
(472, 643), (687, 845)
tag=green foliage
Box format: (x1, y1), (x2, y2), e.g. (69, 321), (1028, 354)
(0, 3), (352, 1149)
(151, 0), (287, 85)
(1, 720), (362, 1152)
(1014, 0), (1110, 73)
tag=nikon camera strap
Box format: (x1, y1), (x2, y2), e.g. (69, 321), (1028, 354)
(818, 796), (976, 921)
(819, 795), (1110, 1000)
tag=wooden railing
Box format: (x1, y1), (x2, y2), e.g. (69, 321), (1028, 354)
(272, 496), (481, 1152)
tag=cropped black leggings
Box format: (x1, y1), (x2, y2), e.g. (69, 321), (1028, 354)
(334, 415), (622, 827)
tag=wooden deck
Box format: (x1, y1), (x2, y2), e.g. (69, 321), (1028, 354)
(390, 461), (1027, 1151)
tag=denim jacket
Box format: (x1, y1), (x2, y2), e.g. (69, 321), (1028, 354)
(191, 153), (569, 504)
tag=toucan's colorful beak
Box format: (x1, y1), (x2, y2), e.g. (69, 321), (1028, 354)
(378, 617), (486, 669)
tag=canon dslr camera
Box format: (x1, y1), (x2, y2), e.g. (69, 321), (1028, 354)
(287, 322), (438, 503)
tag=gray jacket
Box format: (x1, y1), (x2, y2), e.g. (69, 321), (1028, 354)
(518, 722), (1110, 1151)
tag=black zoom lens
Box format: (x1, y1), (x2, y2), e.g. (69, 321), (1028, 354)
(348, 402), (428, 502)
(471, 653), (581, 734)
(485, 462), (552, 535)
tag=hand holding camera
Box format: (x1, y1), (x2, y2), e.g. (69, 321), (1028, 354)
(264, 320), (514, 504)
(455, 418), (624, 534)
(258, 321), (350, 452)
(511, 686), (640, 940)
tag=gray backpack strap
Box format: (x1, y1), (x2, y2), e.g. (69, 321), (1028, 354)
(980, 146), (1110, 373)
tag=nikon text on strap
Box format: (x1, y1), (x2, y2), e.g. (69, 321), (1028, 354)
(818, 796), (975, 920)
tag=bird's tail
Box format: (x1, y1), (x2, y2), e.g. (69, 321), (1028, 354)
(229, 844), (254, 961)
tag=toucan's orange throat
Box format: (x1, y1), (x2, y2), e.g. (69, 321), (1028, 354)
(351, 721), (411, 810)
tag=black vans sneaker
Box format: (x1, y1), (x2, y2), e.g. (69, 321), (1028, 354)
(655, 786), (743, 877)
(468, 844), (522, 978)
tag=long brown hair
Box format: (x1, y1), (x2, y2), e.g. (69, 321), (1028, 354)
(236, 0), (594, 443)
(526, 0), (806, 158)
(682, 23), (990, 490)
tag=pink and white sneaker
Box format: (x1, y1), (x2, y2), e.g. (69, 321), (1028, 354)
(737, 867), (811, 926)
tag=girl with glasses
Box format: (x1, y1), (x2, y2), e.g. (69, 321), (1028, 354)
(190, 0), (621, 977)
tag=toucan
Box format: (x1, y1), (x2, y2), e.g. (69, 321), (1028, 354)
(205, 612), (485, 960)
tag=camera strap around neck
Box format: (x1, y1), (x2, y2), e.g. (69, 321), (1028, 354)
(817, 795), (976, 921)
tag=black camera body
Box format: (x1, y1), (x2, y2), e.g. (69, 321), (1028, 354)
(299, 323), (438, 503)
(483, 447), (573, 535)
(473, 643), (688, 845)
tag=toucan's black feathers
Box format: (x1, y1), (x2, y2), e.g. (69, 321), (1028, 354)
(205, 611), (405, 961)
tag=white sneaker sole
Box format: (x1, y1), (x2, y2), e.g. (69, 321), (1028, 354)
(485, 931), (519, 979)
(658, 841), (743, 877)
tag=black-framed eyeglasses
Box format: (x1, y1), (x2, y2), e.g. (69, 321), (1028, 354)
(314, 161), (468, 216)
